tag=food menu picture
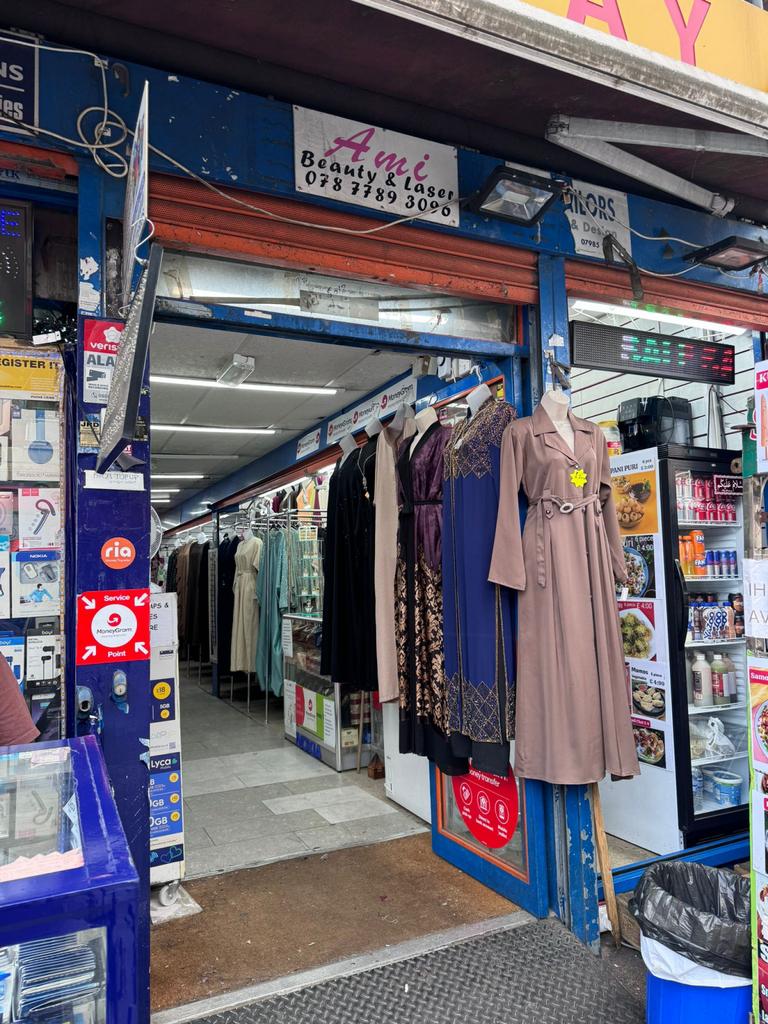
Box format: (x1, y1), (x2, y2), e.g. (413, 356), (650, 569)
(0, 352), (65, 739)
(611, 449), (672, 775)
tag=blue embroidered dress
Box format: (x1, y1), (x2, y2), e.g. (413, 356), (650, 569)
(443, 398), (516, 777)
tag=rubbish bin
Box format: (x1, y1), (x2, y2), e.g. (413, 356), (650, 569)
(631, 861), (751, 1024)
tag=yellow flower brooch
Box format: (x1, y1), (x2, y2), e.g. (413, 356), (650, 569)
(570, 468), (587, 489)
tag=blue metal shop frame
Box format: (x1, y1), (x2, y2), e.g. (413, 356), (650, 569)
(0, 32), (765, 990)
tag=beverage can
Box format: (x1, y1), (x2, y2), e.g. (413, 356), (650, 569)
(705, 499), (717, 521)
(705, 551), (715, 578)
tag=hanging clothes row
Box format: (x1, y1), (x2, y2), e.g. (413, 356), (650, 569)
(165, 535), (210, 658)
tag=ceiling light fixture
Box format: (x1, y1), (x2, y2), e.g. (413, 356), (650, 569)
(468, 166), (564, 225)
(153, 425), (276, 435)
(571, 299), (747, 337)
(151, 489), (180, 495)
(685, 236), (768, 271)
(152, 498), (172, 504)
(151, 474), (205, 480)
(217, 352), (256, 387)
(150, 374), (338, 396)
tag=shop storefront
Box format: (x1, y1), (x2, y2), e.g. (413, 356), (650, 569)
(1, 18), (768, 1021)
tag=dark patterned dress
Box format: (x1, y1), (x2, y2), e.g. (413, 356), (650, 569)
(443, 399), (517, 778)
(396, 420), (467, 775)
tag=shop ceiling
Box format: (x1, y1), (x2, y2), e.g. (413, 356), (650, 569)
(12, 0), (768, 221)
(149, 322), (413, 511)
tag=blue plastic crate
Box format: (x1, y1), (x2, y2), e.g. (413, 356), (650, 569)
(647, 973), (751, 1024)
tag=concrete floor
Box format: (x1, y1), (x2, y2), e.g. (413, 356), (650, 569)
(179, 673), (427, 878)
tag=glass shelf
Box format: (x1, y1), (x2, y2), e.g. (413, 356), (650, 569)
(697, 794), (746, 815)
(684, 576), (741, 584)
(685, 638), (745, 648)
(678, 520), (742, 529)
(688, 702), (746, 716)
(691, 750), (748, 768)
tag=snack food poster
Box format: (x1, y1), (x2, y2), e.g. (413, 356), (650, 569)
(611, 450), (659, 536)
(618, 533), (658, 600)
(751, 658), (768, 772)
(629, 659), (672, 772)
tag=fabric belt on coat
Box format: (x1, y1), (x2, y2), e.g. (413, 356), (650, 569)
(401, 498), (441, 515)
(529, 490), (601, 587)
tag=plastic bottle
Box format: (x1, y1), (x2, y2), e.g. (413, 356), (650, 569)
(692, 767), (704, 813)
(722, 653), (738, 704)
(711, 654), (728, 706)
(692, 531), (706, 576)
(691, 650), (713, 708)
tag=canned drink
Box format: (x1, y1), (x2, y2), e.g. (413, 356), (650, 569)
(727, 499), (736, 522)
(713, 550), (722, 577)
(706, 551), (716, 578)
(706, 500), (717, 521)
(730, 551), (739, 577)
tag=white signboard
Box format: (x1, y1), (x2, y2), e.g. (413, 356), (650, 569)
(83, 469), (145, 492)
(564, 179), (632, 260)
(293, 106), (459, 227)
(297, 429), (322, 461)
(745, 559), (768, 639)
(150, 593), (179, 648)
(327, 375), (417, 443)
(122, 82), (149, 308)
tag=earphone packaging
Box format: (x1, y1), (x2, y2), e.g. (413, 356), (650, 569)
(17, 488), (61, 551)
(10, 408), (60, 483)
(26, 634), (62, 681)
(0, 536), (10, 619)
(11, 550), (60, 618)
(0, 635), (25, 691)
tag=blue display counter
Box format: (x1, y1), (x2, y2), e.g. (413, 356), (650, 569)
(0, 736), (139, 1023)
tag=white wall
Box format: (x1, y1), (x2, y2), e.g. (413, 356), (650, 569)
(570, 332), (754, 450)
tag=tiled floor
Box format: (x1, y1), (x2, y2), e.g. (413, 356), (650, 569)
(180, 673), (427, 878)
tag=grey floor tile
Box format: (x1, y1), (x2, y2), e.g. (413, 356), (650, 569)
(205, 809), (326, 846)
(263, 785), (373, 816)
(179, 744), (212, 762)
(184, 827), (214, 851)
(293, 824), (354, 853)
(318, 796), (399, 824)
(237, 762), (332, 786)
(340, 814), (428, 844)
(283, 774), (352, 795)
(185, 833), (310, 878)
(184, 787), (288, 825)
(182, 774), (247, 798)
(181, 756), (227, 779)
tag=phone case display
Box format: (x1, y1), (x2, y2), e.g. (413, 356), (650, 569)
(283, 615), (372, 771)
(600, 446), (747, 856)
(0, 352), (66, 739)
(0, 738), (140, 1024)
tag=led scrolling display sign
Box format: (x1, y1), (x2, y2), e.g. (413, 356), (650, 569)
(571, 320), (736, 385)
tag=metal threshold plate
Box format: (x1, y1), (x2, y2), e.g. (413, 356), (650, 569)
(186, 919), (644, 1024)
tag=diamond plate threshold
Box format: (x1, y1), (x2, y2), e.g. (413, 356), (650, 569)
(152, 915), (644, 1024)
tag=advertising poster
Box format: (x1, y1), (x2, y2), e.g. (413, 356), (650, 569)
(746, 559), (768, 639)
(611, 452), (659, 536)
(0, 535), (10, 618)
(618, 600), (657, 662)
(756, 871), (768, 1024)
(756, 360), (768, 475)
(82, 320), (124, 405)
(0, 636), (24, 690)
(11, 551), (59, 618)
(618, 533), (658, 599)
(11, 408), (60, 482)
(630, 661), (668, 722)
(283, 679), (297, 739)
(17, 488), (61, 551)
(751, 658), (768, 773)
(149, 642), (184, 885)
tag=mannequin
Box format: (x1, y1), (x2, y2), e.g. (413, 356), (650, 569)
(242, 526), (253, 541)
(410, 406), (438, 457)
(339, 433), (357, 465)
(196, 531), (208, 544)
(467, 382), (492, 417)
(366, 418), (383, 437)
(389, 403), (412, 435)
(540, 389), (574, 453)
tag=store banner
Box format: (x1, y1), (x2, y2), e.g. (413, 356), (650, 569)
(563, 180), (631, 259)
(746, 559), (768, 639)
(756, 361), (768, 474)
(293, 106), (459, 226)
(326, 376), (417, 442)
(296, 428), (321, 461)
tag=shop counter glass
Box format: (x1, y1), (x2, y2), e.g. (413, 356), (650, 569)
(0, 736), (139, 1023)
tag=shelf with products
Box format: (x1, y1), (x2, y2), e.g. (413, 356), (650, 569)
(696, 794), (747, 815)
(691, 750), (749, 768)
(684, 576), (741, 584)
(688, 701), (746, 716)
(685, 639), (745, 648)
(678, 520), (742, 530)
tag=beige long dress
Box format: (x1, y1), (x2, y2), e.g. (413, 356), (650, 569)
(373, 416), (416, 702)
(489, 404), (639, 785)
(230, 534), (264, 674)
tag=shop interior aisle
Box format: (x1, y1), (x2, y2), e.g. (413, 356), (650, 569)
(179, 671), (427, 878)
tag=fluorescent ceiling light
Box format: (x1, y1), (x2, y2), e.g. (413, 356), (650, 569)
(571, 299), (747, 337)
(152, 498), (172, 504)
(152, 489), (180, 494)
(151, 474), (205, 480)
(217, 353), (255, 387)
(153, 425), (276, 435)
(150, 374), (338, 396)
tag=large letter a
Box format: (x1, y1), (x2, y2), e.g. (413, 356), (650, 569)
(566, 0), (628, 40)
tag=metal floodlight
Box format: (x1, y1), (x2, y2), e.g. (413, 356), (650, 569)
(685, 236), (768, 271)
(216, 352), (255, 387)
(468, 166), (564, 225)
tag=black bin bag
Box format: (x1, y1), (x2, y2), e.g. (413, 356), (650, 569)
(630, 861), (750, 978)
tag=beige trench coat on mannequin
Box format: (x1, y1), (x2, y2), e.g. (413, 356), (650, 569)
(489, 404), (640, 785)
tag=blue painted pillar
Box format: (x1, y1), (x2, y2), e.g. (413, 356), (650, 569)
(536, 254), (600, 948)
(74, 162), (152, 1020)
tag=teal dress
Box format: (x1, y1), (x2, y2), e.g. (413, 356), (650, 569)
(255, 529), (288, 696)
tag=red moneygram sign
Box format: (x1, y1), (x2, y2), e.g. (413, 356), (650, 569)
(76, 588), (150, 665)
(452, 766), (520, 850)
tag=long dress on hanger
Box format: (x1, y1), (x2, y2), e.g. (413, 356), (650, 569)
(217, 535), (240, 675)
(255, 529), (288, 696)
(230, 534), (263, 674)
(176, 542), (193, 646)
(489, 404), (640, 785)
(443, 398), (516, 778)
(188, 541), (210, 662)
(396, 420), (467, 775)
(320, 448), (378, 690)
(373, 415), (417, 703)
